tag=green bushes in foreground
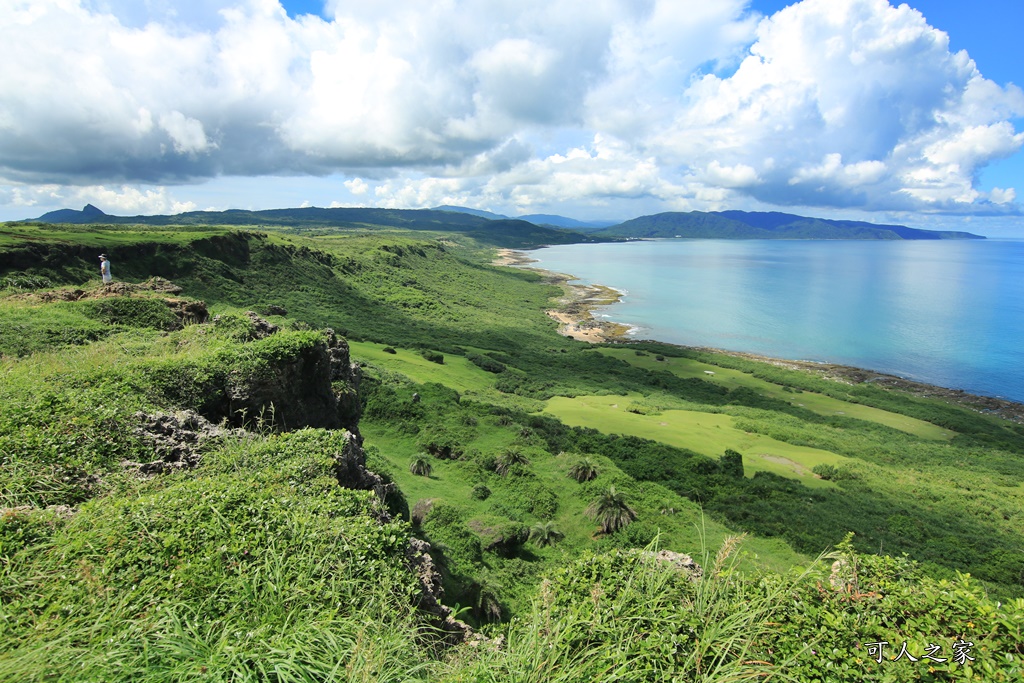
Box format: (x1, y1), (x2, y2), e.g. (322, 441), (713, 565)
(441, 537), (1022, 683)
(0, 429), (432, 682)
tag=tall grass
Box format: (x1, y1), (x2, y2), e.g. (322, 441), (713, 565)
(440, 535), (812, 683)
(0, 533), (439, 682)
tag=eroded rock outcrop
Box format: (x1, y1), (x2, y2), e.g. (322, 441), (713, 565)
(33, 278), (208, 329)
(222, 321), (361, 433)
(126, 409), (244, 474)
(405, 538), (477, 644)
(648, 549), (704, 581)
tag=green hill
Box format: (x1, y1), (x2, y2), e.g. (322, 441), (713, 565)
(0, 219), (1020, 681)
(30, 205), (612, 249)
(598, 210), (986, 240)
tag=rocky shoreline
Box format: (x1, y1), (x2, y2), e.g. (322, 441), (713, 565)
(494, 248), (633, 343)
(495, 248), (1024, 424)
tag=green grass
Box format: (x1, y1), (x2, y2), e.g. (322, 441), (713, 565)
(541, 394), (848, 487)
(2, 220), (1023, 681)
(598, 347), (954, 440)
(350, 342), (497, 394)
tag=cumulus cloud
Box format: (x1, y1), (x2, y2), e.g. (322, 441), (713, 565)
(343, 178), (369, 195)
(649, 0), (1024, 212)
(0, 182), (195, 216)
(0, 0), (1021, 218)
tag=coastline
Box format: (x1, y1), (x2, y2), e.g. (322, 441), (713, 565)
(494, 248), (634, 343)
(494, 248), (1024, 423)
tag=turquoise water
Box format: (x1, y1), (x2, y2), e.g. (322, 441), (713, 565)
(532, 239), (1024, 404)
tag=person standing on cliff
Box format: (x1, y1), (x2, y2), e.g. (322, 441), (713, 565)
(99, 254), (112, 284)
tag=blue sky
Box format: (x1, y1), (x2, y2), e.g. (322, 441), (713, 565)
(3, 1), (1023, 235)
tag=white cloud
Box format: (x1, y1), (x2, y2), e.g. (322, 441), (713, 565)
(632, 0), (1024, 212)
(0, 0), (1021, 218)
(0, 181), (196, 216)
(159, 111), (214, 154)
(702, 161), (761, 188)
(344, 178), (369, 195)
(989, 187), (1016, 205)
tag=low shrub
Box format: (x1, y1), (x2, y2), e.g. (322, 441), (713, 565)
(420, 349), (444, 364)
(76, 297), (179, 330)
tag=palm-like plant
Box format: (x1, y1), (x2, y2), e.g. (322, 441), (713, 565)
(528, 521), (565, 547)
(586, 485), (637, 534)
(475, 580), (503, 622)
(409, 454), (432, 477)
(567, 457), (599, 483)
(494, 448), (529, 476)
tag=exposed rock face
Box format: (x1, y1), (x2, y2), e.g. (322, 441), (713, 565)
(224, 322), (361, 433)
(331, 429), (392, 505)
(225, 348), (334, 430)
(405, 538), (476, 644)
(647, 549), (704, 581)
(127, 410), (243, 474)
(165, 299), (208, 326)
(243, 310), (279, 339)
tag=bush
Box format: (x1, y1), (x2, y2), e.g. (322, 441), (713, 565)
(720, 449), (744, 478)
(812, 463), (839, 480)
(471, 484), (491, 501)
(409, 455), (432, 477)
(420, 349), (444, 364)
(418, 430), (464, 459)
(489, 477), (558, 520)
(77, 297), (180, 330)
(467, 352), (506, 373)
(421, 502), (483, 577)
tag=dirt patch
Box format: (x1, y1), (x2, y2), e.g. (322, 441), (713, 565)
(759, 454), (810, 477)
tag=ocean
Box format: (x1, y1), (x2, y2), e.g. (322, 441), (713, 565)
(530, 238), (1024, 404)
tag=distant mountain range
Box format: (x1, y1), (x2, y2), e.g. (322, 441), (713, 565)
(594, 210), (984, 240)
(434, 205), (618, 229)
(29, 204), (984, 241)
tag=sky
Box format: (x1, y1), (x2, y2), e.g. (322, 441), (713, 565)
(2, 0), (1023, 235)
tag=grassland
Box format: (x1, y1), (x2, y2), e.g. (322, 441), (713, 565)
(1, 221), (1022, 681)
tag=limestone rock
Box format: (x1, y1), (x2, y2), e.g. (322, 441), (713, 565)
(647, 549), (704, 580)
(127, 410), (242, 474)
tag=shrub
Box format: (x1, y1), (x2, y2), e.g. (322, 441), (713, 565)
(488, 478), (559, 520)
(568, 457), (599, 483)
(421, 503), (483, 577)
(77, 297), (181, 330)
(420, 349), (444, 364)
(409, 454), (432, 477)
(812, 463), (839, 480)
(467, 352), (506, 373)
(471, 484), (491, 501)
(720, 449), (744, 478)
(494, 448), (530, 476)
(586, 486), (637, 534)
(418, 430), (463, 459)
(383, 346), (397, 354)
(528, 521), (564, 547)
